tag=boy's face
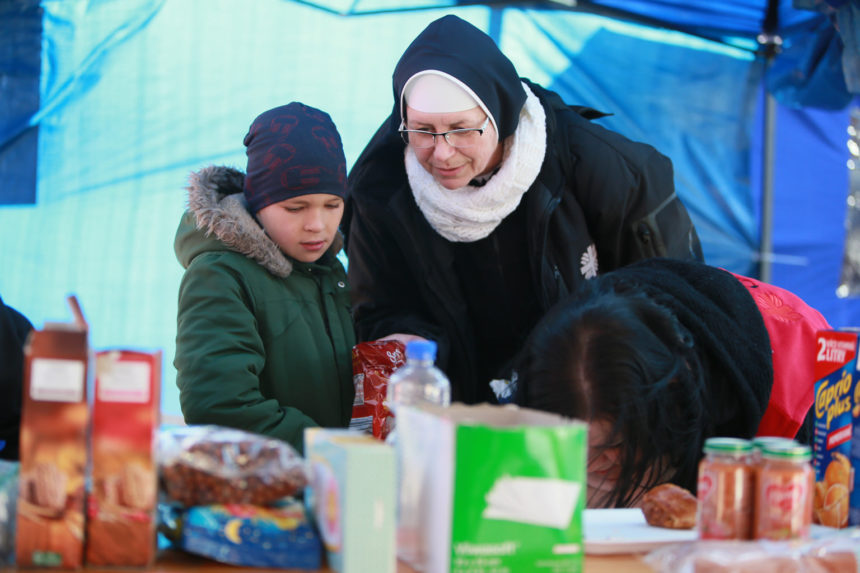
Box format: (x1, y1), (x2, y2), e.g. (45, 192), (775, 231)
(256, 193), (344, 263)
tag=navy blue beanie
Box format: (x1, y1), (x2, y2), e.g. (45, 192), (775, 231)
(242, 102), (347, 215)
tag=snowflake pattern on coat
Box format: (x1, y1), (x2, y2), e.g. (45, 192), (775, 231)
(580, 244), (598, 279)
(733, 274), (804, 324)
(754, 291), (803, 323)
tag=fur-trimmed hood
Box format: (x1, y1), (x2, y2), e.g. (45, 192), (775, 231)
(174, 165), (343, 278)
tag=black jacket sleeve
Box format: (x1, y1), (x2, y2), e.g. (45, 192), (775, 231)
(569, 122), (704, 266)
(532, 79), (704, 270)
(0, 296), (33, 461)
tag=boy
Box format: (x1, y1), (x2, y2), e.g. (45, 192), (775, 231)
(174, 102), (355, 454)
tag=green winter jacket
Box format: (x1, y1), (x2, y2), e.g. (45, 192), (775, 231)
(174, 165), (355, 454)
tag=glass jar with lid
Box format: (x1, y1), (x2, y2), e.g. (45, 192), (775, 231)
(750, 436), (797, 529)
(697, 437), (755, 540)
(751, 436), (797, 465)
(754, 441), (814, 540)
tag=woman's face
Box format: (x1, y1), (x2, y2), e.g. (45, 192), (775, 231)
(404, 105), (504, 190)
(587, 418), (672, 508)
(586, 419), (625, 508)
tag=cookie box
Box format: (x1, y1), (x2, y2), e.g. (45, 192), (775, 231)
(85, 349), (162, 566)
(16, 296), (89, 569)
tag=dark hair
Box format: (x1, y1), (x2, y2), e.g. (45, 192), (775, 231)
(514, 280), (709, 507)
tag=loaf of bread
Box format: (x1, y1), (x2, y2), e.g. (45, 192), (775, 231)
(640, 483), (698, 529)
(159, 426), (308, 506)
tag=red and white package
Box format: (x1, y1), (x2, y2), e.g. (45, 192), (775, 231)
(350, 341), (405, 440)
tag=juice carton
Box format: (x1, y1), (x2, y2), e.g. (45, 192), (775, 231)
(811, 329), (860, 528)
(85, 349), (161, 566)
(16, 296), (89, 569)
(304, 428), (396, 573)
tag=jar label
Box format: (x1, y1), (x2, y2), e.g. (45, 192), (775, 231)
(697, 463), (753, 540)
(756, 469), (812, 540)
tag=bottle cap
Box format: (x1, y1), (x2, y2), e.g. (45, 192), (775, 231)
(406, 339), (437, 361)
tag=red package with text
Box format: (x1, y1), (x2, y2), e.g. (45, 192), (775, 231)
(349, 341), (405, 440)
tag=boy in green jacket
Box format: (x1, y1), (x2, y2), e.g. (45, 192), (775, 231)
(174, 102), (355, 454)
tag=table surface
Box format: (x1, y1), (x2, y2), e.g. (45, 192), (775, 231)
(9, 549), (655, 572)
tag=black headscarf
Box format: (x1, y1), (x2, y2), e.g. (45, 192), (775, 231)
(514, 258), (774, 505)
(391, 15), (526, 140)
(584, 258), (773, 438)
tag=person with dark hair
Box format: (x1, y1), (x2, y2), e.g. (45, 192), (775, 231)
(174, 102), (355, 454)
(513, 258), (830, 508)
(344, 15), (703, 405)
(0, 295), (33, 460)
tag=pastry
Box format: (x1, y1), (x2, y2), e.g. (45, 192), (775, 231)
(640, 483), (698, 529)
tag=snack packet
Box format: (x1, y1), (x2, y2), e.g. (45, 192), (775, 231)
(349, 341), (405, 440)
(178, 500), (322, 569)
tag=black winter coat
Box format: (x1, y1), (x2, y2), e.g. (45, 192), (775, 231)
(0, 296), (33, 460)
(345, 80), (703, 404)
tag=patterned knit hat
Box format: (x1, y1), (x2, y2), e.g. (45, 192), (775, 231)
(242, 102), (347, 215)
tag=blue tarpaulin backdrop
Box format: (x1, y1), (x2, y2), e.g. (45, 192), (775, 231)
(0, 0), (858, 418)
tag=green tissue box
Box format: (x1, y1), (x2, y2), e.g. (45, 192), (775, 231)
(396, 403), (587, 573)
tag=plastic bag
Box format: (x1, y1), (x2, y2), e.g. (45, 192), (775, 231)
(350, 340), (405, 440)
(157, 425), (307, 506)
(644, 530), (860, 573)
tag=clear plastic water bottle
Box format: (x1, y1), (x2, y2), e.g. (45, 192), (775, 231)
(386, 339), (450, 570)
(387, 339), (451, 421)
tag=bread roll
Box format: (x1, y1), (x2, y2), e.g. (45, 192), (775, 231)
(640, 483), (697, 529)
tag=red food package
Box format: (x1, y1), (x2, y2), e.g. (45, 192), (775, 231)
(350, 341), (405, 440)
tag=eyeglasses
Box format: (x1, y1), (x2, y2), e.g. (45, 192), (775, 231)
(398, 116), (489, 149)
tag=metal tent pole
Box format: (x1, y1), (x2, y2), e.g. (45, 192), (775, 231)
(758, 0), (781, 282)
(760, 88), (776, 283)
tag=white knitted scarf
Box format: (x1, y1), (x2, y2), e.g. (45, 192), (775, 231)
(405, 83), (547, 243)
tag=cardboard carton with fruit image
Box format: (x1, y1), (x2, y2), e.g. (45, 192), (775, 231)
(811, 329), (859, 528)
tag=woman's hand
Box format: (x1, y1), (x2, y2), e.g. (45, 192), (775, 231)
(376, 333), (429, 345)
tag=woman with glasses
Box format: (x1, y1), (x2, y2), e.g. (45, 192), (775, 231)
(344, 15), (704, 404)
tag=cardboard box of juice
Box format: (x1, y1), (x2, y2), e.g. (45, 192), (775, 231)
(394, 403), (587, 573)
(85, 349), (161, 567)
(16, 297), (89, 569)
(811, 329), (860, 528)
(304, 428), (396, 573)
